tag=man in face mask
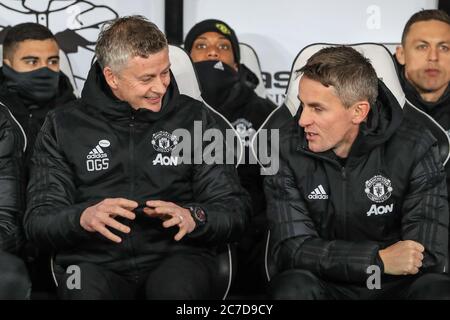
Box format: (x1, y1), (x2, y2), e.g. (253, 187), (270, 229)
(0, 22), (76, 297)
(185, 19), (276, 296)
(0, 23), (76, 165)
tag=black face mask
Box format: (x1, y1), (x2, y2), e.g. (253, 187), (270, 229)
(2, 64), (60, 103)
(194, 60), (239, 109)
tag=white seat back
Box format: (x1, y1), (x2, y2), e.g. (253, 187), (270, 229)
(284, 43), (406, 116)
(168, 44), (244, 168)
(239, 42), (267, 98)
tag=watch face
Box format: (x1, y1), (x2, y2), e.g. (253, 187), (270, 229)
(193, 207), (206, 223)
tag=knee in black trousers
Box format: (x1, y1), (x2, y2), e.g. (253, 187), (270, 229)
(0, 251), (31, 299)
(405, 273), (450, 300)
(145, 253), (217, 300)
(268, 269), (325, 300)
(56, 262), (135, 300)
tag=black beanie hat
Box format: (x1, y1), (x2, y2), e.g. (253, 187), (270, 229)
(184, 19), (240, 63)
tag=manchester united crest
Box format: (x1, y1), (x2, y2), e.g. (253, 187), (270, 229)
(151, 131), (178, 153)
(365, 175), (393, 203)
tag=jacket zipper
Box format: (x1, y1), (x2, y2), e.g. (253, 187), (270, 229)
(299, 145), (350, 238)
(129, 114), (135, 198)
(341, 166), (347, 239)
(128, 113), (139, 282)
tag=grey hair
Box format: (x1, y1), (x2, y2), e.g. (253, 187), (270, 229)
(95, 15), (168, 73)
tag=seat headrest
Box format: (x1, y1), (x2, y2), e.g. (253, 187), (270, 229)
(239, 42), (267, 98)
(168, 44), (244, 168)
(284, 43), (406, 116)
(168, 44), (202, 101)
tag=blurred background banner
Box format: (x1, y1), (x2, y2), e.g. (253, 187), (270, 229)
(0, 0), (164, 93)
(184, 0), (437, 104)
(0, 0), (439, 103)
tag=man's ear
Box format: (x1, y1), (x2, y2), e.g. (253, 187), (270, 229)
(352, 101), (370, 124)
(3, 58), (12, 67)
(395, 46), (406, 65)
(103, 67), (118, 89)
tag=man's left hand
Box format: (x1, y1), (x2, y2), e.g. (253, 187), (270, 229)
(144, 200), (196, 241)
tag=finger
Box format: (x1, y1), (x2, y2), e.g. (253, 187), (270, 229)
(96, 225), (122, 243)
(415, 251), (424, 261)
(105, 198), (139, 209)
(102, 217), (131, 234)
(408, 240), (425, 252)
(410, 266), (419, 275)
(146, 200), (176, 208)
(143, 207), (156, 215)
(154, 206), (177, 215)
(416, 243), (425, 253)
(144, 209), (171, 220)
(162, 215), (181, 228)
(174, 227), (188, 241)
(108, 205), (136, 220)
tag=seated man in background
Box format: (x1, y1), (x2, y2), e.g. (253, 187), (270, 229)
(0, 101), (31, 299)
(266, 46), (450, 299)
(395, 9), (450, 128)
(184, 19), (276, 295)
(24, 15), (250, 300)
(1, 22), (76, 295)
(395, 9), (450, 264)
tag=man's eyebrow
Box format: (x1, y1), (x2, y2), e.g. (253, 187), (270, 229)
(21, 56), (39, 60)
(138, 64), (171, 79)
(47, 56), (60, 60)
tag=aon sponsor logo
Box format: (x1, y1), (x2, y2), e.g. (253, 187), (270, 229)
(366, 204), (393, 216)
(152, 153), (179, 166)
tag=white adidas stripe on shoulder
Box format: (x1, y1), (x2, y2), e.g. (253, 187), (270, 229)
(0, 100), (27, 152)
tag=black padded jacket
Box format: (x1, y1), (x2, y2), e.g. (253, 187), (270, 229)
(265, 81), (449, 284)
(24, 62), (251, 273)
(0, 100), (26, 253)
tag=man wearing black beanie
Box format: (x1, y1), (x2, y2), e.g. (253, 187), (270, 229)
(185, 19), (276, 296)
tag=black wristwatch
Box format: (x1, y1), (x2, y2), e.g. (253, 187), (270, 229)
(188, 206), (207, 227)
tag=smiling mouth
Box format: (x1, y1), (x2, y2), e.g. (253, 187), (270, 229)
(145, 96), (161, 103)
(305, 132), (318, 140)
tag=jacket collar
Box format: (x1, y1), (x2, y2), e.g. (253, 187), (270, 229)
(0, 66), (76, 115)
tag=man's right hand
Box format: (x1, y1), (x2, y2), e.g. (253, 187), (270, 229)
(80, 198), (138, 243)
(379, 240), (425, 275)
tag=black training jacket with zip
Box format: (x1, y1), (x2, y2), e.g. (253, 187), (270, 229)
(0, 100), (26, 253)
(265, 80), (449, 284)
(24, 62), (251, 273)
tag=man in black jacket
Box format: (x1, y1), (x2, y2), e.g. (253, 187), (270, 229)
(185, 19), (276, 294)
(266, 46), (450, 299)
(1, 22), (77, 295)
(395, 9), (450, 271)
(24, 16), (250, 300)
(395, 10), (450, 130)
(0, 102), (31, 299)
(1, 23), (76, 166)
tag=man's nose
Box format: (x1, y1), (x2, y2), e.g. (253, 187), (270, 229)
(427, 46), (438, 62)
(152, 76), (167, 94)
(207, 47), (219, 59)
(299, 108), (312, 128)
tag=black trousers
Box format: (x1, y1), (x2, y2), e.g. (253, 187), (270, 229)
(0, 250), (31, 299)
(55, 251), (219, 300)
(269, 269), (450, 300)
